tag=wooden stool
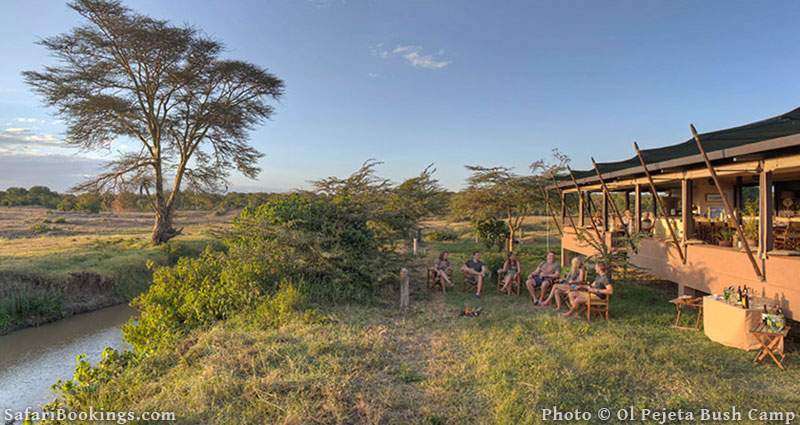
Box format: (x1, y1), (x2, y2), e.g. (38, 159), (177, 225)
(751, 324), (791, 370)
(669, 295), (703, 331)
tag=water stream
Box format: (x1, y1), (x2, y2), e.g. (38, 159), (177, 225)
(0, 305), (135, 414)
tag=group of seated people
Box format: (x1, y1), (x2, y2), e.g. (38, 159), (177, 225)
(431, 250), (613, 317)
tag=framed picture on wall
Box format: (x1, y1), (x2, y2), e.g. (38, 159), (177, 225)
(705, 193), (722, 203)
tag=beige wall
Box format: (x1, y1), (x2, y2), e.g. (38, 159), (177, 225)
(631, 238), (798, 320)
(691, 179), (736, 215)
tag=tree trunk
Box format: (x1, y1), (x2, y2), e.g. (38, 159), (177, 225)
(151, 204), (181, 244)
(507, 226), (515, 252)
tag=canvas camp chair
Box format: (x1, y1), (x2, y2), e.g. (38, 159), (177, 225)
(427, 266), (452, 293)
(496, 267), (522, 295)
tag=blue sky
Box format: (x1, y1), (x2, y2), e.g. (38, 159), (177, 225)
(1, 0), (799, 192)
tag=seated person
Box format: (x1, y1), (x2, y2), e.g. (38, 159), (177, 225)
(498, 251), (521, 294)
(640, 212), (654, 234)
(563, 262), (613, 317)
(433, 251), (453, 290)
(525, 251), (560, 305)
(461, 251), (486, 298)
(540, 256), (586, 310)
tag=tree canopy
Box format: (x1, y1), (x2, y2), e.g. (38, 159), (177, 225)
(24, 0), (284, 243)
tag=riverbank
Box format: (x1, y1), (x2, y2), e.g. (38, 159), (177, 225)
(0, 207), (233, 335)
(42, 225), (800, 424)
(0, 304), (134, 413)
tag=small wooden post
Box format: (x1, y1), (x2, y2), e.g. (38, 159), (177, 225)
(412, 238), (418, 256)
(633, 142), (686, 263)
(400, 268), (410, 310)
(690, 124), (763, 281)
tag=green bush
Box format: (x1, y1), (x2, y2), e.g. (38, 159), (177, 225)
(29, 222), (57, 234)
(424, 229), (459, 242)
(124, 248), (266, 353)
(475, 218), (509, 252)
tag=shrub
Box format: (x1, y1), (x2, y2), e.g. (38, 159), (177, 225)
(29, 222), (57, 234)
(424, 229), (459, 242)
(475, 218), (509, 252)
(124, 248), (266, 353)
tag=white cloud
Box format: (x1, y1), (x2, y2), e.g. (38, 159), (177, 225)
(367, 72), (380, 79)
(374, 44), (452, 70)
(14, 117), (46, 124)
(0, 127), (67, 156)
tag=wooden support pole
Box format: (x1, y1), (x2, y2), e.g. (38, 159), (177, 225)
(690, 125), (763, 281)
(567, 166), (605, 245)
(550, 177), (581, 234)
(634, 183), (642, 232)
(633, 142), (686, 263)
(681, 179), (694, 241)
(578, 189), (585, 227)
(560, 191), (566, 223)
(759, 166), (774, 255)
(602, 191), (609, 231)
(591, 158), (637, 252)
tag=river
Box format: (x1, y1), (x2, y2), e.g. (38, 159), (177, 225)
(0, 305), (135, 414)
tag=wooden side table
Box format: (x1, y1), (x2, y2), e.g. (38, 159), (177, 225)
(670, 295), (704, 331)
(751, 323), (791, 370)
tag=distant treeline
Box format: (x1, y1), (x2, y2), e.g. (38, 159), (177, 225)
(0, 186), (275, 213)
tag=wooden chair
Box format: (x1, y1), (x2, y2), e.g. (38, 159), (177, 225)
(585, 293), (610, 322)
(427, 267), (452, 293)
(461, 270), (484, 292)
(774, 221), (800, 250)
(496, 268), (522, 295)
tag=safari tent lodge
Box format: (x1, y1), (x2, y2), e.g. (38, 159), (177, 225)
(552, 107), (800, 320)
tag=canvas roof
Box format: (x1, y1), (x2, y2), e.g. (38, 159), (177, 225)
(561, 106), (800, 186)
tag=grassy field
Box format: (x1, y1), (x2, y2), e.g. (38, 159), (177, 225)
(66, 216), (800, 424)
(0, 207), (232, 334)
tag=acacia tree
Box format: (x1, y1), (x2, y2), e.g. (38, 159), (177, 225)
(312, 160), (446, 245)
(456, 165), (542, 252)
(24, 0), (284, 244)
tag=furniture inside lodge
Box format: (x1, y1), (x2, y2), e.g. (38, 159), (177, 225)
(751, 323), (791, 370)
(670, 295), (703, 331)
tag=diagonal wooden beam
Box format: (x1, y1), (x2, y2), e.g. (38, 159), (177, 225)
(592, 158), (637, 253)
(566, 166), (606, 246)
(633, 142), (686, 263)
(690, 124), (764, 281)
(540, 186), (563, 237)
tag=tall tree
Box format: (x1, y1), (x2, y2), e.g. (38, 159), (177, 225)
(24, 0), (284, 244)
(456, 165), (542, 252)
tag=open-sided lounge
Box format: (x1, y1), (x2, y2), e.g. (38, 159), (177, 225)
(552, 107), (800, 320)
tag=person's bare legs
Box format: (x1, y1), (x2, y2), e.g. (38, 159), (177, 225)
(525, 277), (538, 303)
(538, 279), (553, 303)
(501, 274), (513, 293)
(438, 270), (451, 286)
(540, 284), (559, 306)
(563, 292), (585, 317)
(475, 274), (484, 296)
